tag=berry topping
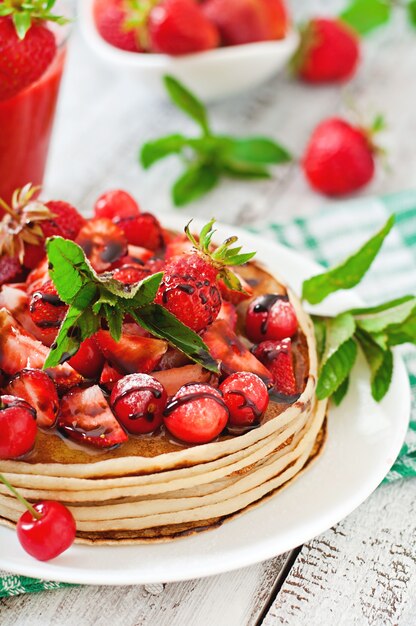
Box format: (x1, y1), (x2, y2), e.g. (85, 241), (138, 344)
(0, 256), (23, 286)
(94, 0), (142, 52)
(148, 0), (219, 56)
(99, 360), (123, 392)
(58, 385), (128, 449)
(75, 218), (128, 272)
(0, 395), (37, 460)
(152, 364), (216, 396)
(156, 219), (254, 333)
(94, 189), (140, 220)
(95, 325), (168, 374)
(29, 280), (68, 330)
(110, 373), (167, 435)
(163, 383), (229, 444)
(111, 264), (152, 287)
(217, 300), (238, 331)
(203, 319), (273, 385)
(220, 372), (269, 429)
(302, 117), (376, 196)
(6, 369), (59, 429)
(68, 337), (105, 380)
(17, 500), (76, 562)
(245, 294), (298, 343)
(202, 0), (288, 46)
(253, 339), (297, 398)
(294, 18), (360, 84)
(116, 213), (164, 251)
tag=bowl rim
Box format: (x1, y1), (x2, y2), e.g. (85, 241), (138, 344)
(79, 0), (299, 68)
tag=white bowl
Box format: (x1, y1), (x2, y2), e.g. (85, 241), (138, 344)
(79, 0), (299, 101)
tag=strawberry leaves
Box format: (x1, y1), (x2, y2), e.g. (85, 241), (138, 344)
(0, 0), (69, 39)
(140, 75), (292, 207)
(44, 237), (218, 373)
(305, 216), (416, 404)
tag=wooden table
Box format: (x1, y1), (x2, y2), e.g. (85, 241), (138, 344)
(2, 6), (416, 624)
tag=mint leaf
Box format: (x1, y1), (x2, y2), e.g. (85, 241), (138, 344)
(312, 316), (327, 362)
(221, 137), (292, 165)
(340, 0), (391, 35)
(302, 215), (395, 304)
(332, 376), (350, 406)
(322, 313), (356, 363)
(44, 306), (99, 369)
(222, 162), (271, 179)
(141, 134), (188, 169)
(105, 305), (123, 342)
(385, 311), (416, 346)
(173, 163), (219, 207)
(132, 304), (219, 373)
(408, 0), (416, 27)
(164, 75), (210, 135)
(316, 338), (357, 400)
(356, 330), (393, 401)
(46, 237), (94, 303)
(352, 296), (416, 334)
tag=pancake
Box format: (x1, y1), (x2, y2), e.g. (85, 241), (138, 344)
(0, 259), (326, 543)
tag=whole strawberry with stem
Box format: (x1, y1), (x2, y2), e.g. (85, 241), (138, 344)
(292, 18), (360, 84)
(155, 219), (255, 333)
(0, 473), (76, 561)
(0, 0), (68, 101)
(302, 116), (383, 196)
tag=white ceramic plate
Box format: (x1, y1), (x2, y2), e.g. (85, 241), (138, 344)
(79, 0), (299, 100)
(0, 221), (411, 585)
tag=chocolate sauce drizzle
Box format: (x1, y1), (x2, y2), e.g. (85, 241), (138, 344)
(112, 385), (163, 422)
(164, 391), (229, 417)
(253, 294), (289, 336)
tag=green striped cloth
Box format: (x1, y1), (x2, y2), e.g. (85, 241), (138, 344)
(1, 191), (415, 597)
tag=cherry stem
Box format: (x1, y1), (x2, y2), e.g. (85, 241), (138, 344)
(0, 473), (42, 520)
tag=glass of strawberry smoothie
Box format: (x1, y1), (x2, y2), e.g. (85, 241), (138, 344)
(0, 5), (71, 208)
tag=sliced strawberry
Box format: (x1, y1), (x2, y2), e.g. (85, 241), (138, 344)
(0, 256), (24, 286)
(29, 280), (68, 330)
(0, 309), (83, 392)
(111, 264), (152, 287)
(6, 369), (59, 429)
(58, 385), (128, 449)
(75, 218), (128, 272)
(0, 285), (57, 346)
(252, 339), (297, 396)
(95, 326), (168, 374)
(219, 272), (253, 305)
(203, 319), (273, 386)
(94, 189), (140, 220)
(157, 347), (191, 370)
(116, 213), (164, 251)
(165, 236), (194, 259)
(26, 259), (50, 293)
(68, 337), (105, 379)
(99, 360), (123, 392)
(152, 364), (216, 396)
(217, 300), (237, 331)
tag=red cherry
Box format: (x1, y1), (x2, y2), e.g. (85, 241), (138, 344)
(68, 337), (105, 379)
(110, 374), (167, 435)
(17, 501), (76, 561)
(220, 372), (269, 429)
(0, 395), (37, 460)
(163, 383), (229, 444)
(246, 294), (298, 343)
(94, 189), (140, 220)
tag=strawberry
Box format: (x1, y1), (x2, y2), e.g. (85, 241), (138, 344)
(99, 360), (124, 392)
(75, 218), (128, 272)
(165, 236), (193, 260)
(148, 0), (219, 55)
(220, 371), (269, 429)
(246, 294), (298, 343)
(116, 213), (164, 251)
(155, 220), (254, 333)
(294, 18), (360, 84)
(252, 339), (297, 397)
(58, 385), (128, 449)
(111, 264), (152, 287)
(218, 273), (253, 305)
(29, 280), (68, 331)
(217, 300), (237, 331)
(94, 189), (140, 220)
(202, 0), (288, 46)
(152, 364), (216, 396)
(0, 308), (82, 392)
(25, 258), (50, 292)
(0, 285), (57, 346)
(0, 256), (24, 286)
(302, 117), (376, 196)
(95, 325), (168, 374)
(68, 337), (105, 380)
(203, 319), (273, 385)
(0, 16), (56, 101)
(6, 369), (59, 429)
(94, 0), (142, 52)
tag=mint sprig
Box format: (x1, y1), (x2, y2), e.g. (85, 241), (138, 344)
(139, 76), (292, 207)
(44, 237), (218, 373)
(0, 0), (69, 39)
(304, 216), (416, 403)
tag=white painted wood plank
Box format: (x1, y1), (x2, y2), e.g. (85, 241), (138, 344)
(263, 481), (416, 625)
(0, 555), (286, 626)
